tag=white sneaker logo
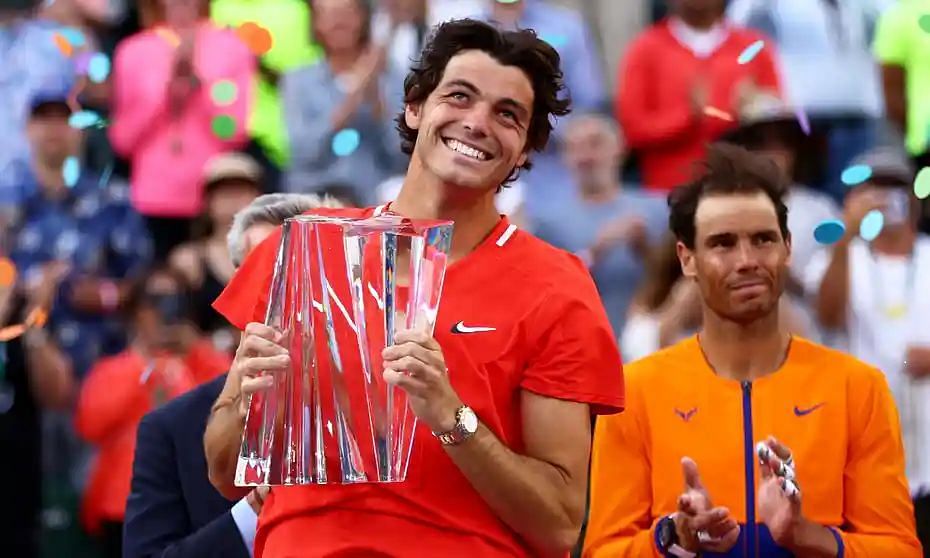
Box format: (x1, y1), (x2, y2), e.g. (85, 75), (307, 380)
(451, 321), (496, 334)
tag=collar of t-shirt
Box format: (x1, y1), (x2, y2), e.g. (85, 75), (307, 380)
(667, 16), (731, 58)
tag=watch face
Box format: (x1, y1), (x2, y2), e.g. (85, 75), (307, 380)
(657, 516), (673, 547)
(461, 408), (479, 433)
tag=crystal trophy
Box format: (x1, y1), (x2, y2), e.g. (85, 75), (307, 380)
(235, 213), (454, 485)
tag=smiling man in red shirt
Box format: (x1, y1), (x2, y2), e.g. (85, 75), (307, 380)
(203, 19), (624, 557)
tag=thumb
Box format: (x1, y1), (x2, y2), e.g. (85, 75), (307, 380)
(682, 457), (704, 491)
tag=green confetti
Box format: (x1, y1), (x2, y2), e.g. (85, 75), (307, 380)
(211, 115), (237, 139)
(210, 80), (238, 106)
(915, 167), (930, 200)
(919, 14), (930, 34)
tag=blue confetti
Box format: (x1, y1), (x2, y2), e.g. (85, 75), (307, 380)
(87, 53), (111, 83)
(841, 165), (873, 186)
(540, 33), (568, 49)
(62, 156), (80, 188)
(332, 128), (361, 157)
(813, 219), (846, 245)
(859, 210), (885, 241)
(68, 110), (101, 129)
(60, 28), (86, 48)
(738, 40), (765, 65)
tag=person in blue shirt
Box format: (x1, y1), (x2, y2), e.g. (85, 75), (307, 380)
(532, 113), (667, 335)
(8, 87), (153, 379)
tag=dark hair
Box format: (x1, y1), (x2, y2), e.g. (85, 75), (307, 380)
(395, 19), (571, 182)
(668, 142), (790, 249)
(122, 266), (193, 321)
(316, 182), (363, 208)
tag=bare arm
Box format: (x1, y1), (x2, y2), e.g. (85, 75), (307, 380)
(814, 237), (851, 330)
(444, 392), (592, 556)
(881, 65), (907, 134)
(204, 377), (251, 501)
(23, 330), (75, 411)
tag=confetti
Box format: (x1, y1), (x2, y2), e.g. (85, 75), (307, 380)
(703, 106), (734, 122)
(841, 164), (872, 186)
(235, 22), (273, 56)
(52, 32), (73, 57)
(73, 50), (93, 74)
(68, 110), (101, 129)
(210, 80), (238, 106)
(62, 156), (80, 187)
(738, 40), (765, 65)
(60, 28), (86, 48)
(211, 115), (237, 139)
(155, 27), (181, 47)
(859, 209), (885, 241)
(87, 53), (111, 83)
(915, 167), (930, 200)
(0, 325), (26, 342)
(813, 219), (846, 245)
(332, 128), (361, 157)
(920, 14), (930, 34)
(540, 33), (567, 49)
(0, 258), (16, 288)
(795, 107), (810, 136)
(25, 307), (48, 328)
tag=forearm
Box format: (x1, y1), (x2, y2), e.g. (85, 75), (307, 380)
(583, 524), (662, 558)
(783, 519), (839, 557)
(815, 240), (850, 329)
(23, 331), (75, 410)
(445, 425), (586, 556)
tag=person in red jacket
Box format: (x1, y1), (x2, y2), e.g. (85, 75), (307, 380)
(75, 266), (231, 557)
(617, 0), (782, 191)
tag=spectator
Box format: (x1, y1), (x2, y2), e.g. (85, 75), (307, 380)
(0, 1), (75, 207)
(805, 146), (930, 551)
(211, 0), (322, 187)
(75, 266), (231, 558)
(282, 0), (407, 205)
(728, 0), (890, 203)
(372, 0), (430, 75)
(532, 114), (667, 334)
(168, 153), (262, 354)
(9, 87), (152, 378)
(874, 0), (930, 233)
(584, 143), (921, 557)
(617, 0), (781, 192)
(123, 194), (326, 558)
(108, 0), (255, 260)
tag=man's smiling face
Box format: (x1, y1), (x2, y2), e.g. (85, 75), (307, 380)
(404, 49), (534, 192)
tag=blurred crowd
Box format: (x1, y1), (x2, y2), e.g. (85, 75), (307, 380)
(1, 0), (929, 556)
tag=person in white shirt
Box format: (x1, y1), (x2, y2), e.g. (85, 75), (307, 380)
(804, 146), (930, 552)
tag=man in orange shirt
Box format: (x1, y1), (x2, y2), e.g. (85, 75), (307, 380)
(203, 19), (625, 558)
(584, 143), (921, 557)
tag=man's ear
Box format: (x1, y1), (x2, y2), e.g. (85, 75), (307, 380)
(784, 231), (792, 268)
(404, 103), (421, 131)
(516, 151), (528, 169)
(677, 241), (697, 279)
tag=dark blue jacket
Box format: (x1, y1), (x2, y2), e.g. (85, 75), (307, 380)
(123, 374), (250, 558)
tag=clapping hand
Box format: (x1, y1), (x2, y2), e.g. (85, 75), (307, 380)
(757, 437), (802, 546)
(673, 457), (741, 553)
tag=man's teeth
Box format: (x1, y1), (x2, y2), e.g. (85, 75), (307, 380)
(445, 139), (488, 160)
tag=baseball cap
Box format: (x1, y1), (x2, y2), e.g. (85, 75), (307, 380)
(850, 146), (915, 185)
(28, 85), (72, 116)
(203, 152), (263, 192)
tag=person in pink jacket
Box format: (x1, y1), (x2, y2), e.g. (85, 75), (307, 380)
(108, 0), (255, 259)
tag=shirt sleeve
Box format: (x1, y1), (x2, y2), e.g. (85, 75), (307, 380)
(229, 497), (258, 556)
(583, 368), (661, 557)
(520, 256), (624, 415)
(837, 367), (922, 557)
(108, 36), (170, 157)
(873, 5), (910, 66)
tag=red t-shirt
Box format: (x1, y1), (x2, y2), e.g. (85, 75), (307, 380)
(213, 206), (624, 557)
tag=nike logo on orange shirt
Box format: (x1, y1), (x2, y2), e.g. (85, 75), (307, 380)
(675, 407), (698, 422)
(451, 321), (496, 334)
(794, 402), (826, 416)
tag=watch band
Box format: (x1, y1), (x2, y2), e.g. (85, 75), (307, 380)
(667, 544), (697, 558)
(433, 406), (476, 446)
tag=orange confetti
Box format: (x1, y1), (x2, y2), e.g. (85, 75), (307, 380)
(0, 258), (15, 288)
(0, 324), (26, 342)
(52, 32), (73, 57)
(235, 22), (272, 56)
(25, 307), (48, 328)
(155, 27), (181, 48)
(703, 106), (734, 122)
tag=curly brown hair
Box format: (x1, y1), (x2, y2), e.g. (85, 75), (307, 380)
(395, 19), (571, 182)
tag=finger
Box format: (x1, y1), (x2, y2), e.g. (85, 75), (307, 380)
(678, 494), (696, 515)
(765, 436), (792, 461)
(383, 342), (445, 372)
(383, 355), (440, 380)
(705, 516), (738, 539)
(242, 354), (291, 375)
(382, 368), (429, 394)
(241, 375), (274, 396)
(243, 322), (283, 343)
(704, 524), (741, 552)
(681, 457), (704, 491)
(241, 334), (289, 357)
(690, 507), (729, 531)
(393, 328), (439, 350)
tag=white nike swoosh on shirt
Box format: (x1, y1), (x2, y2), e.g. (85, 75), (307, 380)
(451, 321), (496, 334)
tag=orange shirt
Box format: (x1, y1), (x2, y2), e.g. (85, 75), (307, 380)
(213, 206), (625, 557)
(584, 336), (921, 558)
(75, 340), (231, 532)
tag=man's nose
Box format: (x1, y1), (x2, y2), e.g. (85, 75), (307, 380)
(462, 105), (492, 137)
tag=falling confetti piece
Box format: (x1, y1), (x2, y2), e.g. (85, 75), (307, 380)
(60, 28), (86, 48)
(25, 307), (48, 328)
(540, 33), (568, 49)
(155, 27), (181, 47)
(813, 219), (846, 245)
(62, 156), (80, 187)
(52, 33), (73, 57)
(332, 128), (361, 157)
(0, 325), (26, 342)
(738, 40), (765, 65)
(916, 167), (930, 200)
(87, 53), (111, 83)
(210, 80), (238, 106)
(235, 22), (273, 56)
(0, 258), (16, 288)
(703, 106), (734, 122)
(920, 14), (930, 34)
(68, 110), (101, 129)
(211, 115), (237, 139)
(841, 164), (872, 186)
(795, 107), (810, 136)
(860, 209), (885, 241)
(73, 50), (93, 74)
